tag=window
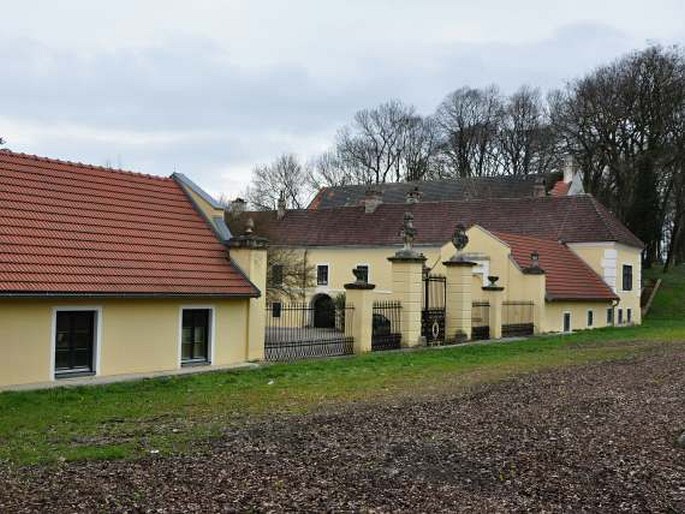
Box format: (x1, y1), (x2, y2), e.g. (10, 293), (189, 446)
(356, 265), (369, 283)
(627, 308), (632, 323)
(618, 308), (623, 325)
(607, 308), (614, 325)
(272, 302), (282, 318)
(587, 310), (594, 327)
(316, 264), (329, 286)
(55, 310), (96, 376)
(622, 265), (633, 291)
(181, 309), (210, 364)
(563, 312), (572, 333)
(271, 264), (283, 287)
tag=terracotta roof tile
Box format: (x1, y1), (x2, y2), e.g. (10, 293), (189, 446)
(492, 231), (618, 302)
(230, 195), (643, 249)
(0, 151), (258, 297)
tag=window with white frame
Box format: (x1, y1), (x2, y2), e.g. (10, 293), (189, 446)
(181, 308), (211, 364)
(316, 264), (329, 286)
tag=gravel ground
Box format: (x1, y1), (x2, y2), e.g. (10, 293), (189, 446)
(1, 345), (684, 513)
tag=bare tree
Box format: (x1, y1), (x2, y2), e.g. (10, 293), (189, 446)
(334, 99), (438, 184)
(434, 86), (503, 177)
(245, 153), (313, 211)
(497, 86), (560, 175)
(266, 248), (315, 303)
(551, 45), (685, 266)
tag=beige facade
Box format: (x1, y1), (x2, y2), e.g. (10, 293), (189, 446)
(267, 224), (637, 336)
(568, 242), (642, 325)
(0, 297), (254, 388)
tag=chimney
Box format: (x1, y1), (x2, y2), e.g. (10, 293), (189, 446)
(276, 191), (286, 220)
(363, 187), (383, 214)
(533, 177), (546, 198)
(405, 186), (422, 204)
(563, 155), (575, 183)
(229, 197), (246, 217)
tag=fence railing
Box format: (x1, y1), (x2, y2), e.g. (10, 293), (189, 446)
(264, 303), (354, 361)
(372, 300), (402, 351)
(502, 301), (535, 337)
(472, 300), (490, 340)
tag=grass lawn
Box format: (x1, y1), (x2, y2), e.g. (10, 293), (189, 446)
(643, 263), (685, 320)
(1, 317), (684, 467)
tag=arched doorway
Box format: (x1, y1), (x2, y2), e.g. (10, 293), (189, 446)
(312, 294), (335, 328)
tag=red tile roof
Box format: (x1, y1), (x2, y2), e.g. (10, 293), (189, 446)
(228, 195), (643, 249)
(0, 151), (258, 297)
(492, 231), (618, 302)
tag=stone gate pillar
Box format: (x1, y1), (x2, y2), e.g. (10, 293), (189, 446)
(226, 218), (268, 361)
(444, 258), (477, 341)
(388, 212), (426, 348)
(482, 280), (505, 340)
(344, 268), (376, 354)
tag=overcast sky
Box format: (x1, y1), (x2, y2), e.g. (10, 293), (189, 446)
(1, 1), (683, 198)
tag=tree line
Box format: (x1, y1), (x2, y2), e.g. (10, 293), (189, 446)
(243, 45), (685, 270)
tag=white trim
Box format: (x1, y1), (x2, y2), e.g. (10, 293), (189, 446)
(50, 306), (103, 380)
(316, 263), (330, 286)
(567, 241), (617, 249)
(562, 311), (572, 333)
(178, 305), (216, 368)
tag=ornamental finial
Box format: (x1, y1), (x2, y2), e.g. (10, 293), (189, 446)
(399, 211), (417, 252)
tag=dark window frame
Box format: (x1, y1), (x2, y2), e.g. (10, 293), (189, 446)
(272, 302), (282, 318)
(607, 308), (614, 325)
(181, 308), (211, 365)
(587, 310), (594, 327)
(271, 264), (284, 287)
(622, 264), (633, 291)
(627, 308), (632, 323)
(563, 312), (572, 333)
(316, 264), (329, 286)
(54, 309), (97, 378)
(618, 308), (624, 325)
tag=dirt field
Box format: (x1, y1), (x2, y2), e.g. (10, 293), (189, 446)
(1, 344), (684, 513)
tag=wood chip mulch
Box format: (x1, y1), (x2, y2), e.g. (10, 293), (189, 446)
(1, 345), (684, 513)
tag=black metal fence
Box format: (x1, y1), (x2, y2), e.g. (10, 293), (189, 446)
(372, 301), (402, 351)
(264, 303), (354, 361)
(472, 301), (490, 340)
(502, 301), (535, 337)
(422, 274), (446, 345)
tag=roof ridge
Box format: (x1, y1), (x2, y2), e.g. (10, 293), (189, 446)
(0, 149), (171, 182)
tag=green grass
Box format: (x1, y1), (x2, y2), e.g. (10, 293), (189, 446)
(1, 319), (684, 467)
(644, 263), (685, 320)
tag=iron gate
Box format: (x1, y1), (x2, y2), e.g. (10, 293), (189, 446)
(422, 274), (446, 345)
(372, 301), (402, 351)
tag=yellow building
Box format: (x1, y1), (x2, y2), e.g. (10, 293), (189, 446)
(226, 190), (642, 336)
(0, 151), (264, 389)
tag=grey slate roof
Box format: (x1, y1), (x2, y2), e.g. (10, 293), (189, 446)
(308, 175), (555, 209)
